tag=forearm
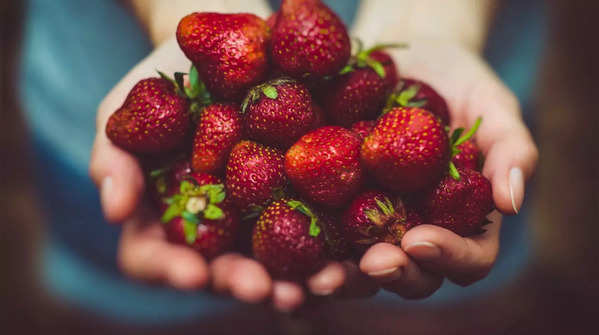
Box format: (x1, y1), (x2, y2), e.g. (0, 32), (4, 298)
(352, 0), (497, 53)
(129, 0), (272, 46)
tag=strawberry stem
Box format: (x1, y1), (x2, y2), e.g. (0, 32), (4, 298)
(454, 117), (482, 147)
(287, 200), (321, 237)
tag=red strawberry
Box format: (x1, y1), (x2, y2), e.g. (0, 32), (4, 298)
(350, 120), (376, 141)
(225, 140), (287, 214)
(191, 103), (243, 174)
(310, 103), (327, 130)
(242, 78), (315, 148)
(361, 107), (450, 193)
(252, 199), (326, 278)
(285, 126), (363, 207)
(176, 12), (270, 101)
(385, 78), (450, 125)
(161, 173), (240, 259)
(146, 157), (193, 211)
(266, 12), (279, 29)
(452, 139), (482, 171)
(420, 168), (494, 237)
(324, 49), (399, 126)
(342, 191), (421, 250)
(270, 0), (351, 78)
(106, 76), (190, 155)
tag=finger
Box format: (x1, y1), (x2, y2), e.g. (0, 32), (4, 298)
(359, 243), (443, 299)
(272, 281), (305, 312)
(401, 212), (502, 286)
(464, 82), (538, 215)
(307, 262), (346, 296)
(337, 261), (380, 298)
(89, 135), (144, 223)
(212, 256), (272, 303)
(118, 216), (209, 290)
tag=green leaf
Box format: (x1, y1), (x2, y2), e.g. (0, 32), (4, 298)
(185, 66), (201, 98)
(287, 200), (312, 217)
(156, 176), (167, 194)
(161, 202), (183, 223)
(203, 204), (224, 220)
(309, 217), (321, 237)
(149, 167), (169, 178)
(375, 198), (393, 216)
(454, 117), (482, 147)
(449, 162), (461, 181)
(397, 84), (420, 106)
(261, 85), (278, 99)
(450, 128), (465, 145)
(198, 184), (225, 204)
(406, 100), (427, 108)
(365, 58), (385, 78)
(180, 180), (195, 193)
(181, 210), (200, 224)
(338, 64), (354, 75)
(183, 220), (198, 245)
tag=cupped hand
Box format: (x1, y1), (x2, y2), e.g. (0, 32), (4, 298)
(359, 41), (538, 298)
(89, 38), (358, 312)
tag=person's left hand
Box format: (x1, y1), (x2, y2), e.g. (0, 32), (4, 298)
(356, 41), (538, 298)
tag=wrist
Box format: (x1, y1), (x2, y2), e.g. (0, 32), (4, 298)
(351, 0), (495, 54)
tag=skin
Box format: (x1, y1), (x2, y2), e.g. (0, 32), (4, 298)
(90, 0), (538, 311)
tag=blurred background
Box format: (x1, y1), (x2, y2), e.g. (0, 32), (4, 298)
(1, 0), (597, 334)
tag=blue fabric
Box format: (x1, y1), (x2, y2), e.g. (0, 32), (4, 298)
(19, 0), (545, 324)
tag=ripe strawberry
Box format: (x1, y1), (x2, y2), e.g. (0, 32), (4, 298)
(161, 173), (240, 258)
(266, 12), (279, 29)
(350, 120), (376, 141)
(420, 168), (494, 237)
(342, 191), (422, 250)
(385, 78), (450, 125)
(361, 107), (450, 193)
(191, 103), (243, 174)
(452, 139), (482, 171)
(324, 49), (399, 126)
(225, 141), (287, 214)
(146, 157), (193, 211)
(310, 103), (327, 130)
(285, 126), (363, 207)
(252, 199), (326, 278)
(270, 0), (351, 78)
(176, 12), (270, 101)
(106, 76), (190, 155)
(242, 78), (315, 148)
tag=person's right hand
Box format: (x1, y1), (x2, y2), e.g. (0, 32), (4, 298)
(89, 38), (360, 312)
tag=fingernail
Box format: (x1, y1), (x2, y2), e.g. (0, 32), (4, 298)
(100, 177), (113, 211)
(509, 167), (524, 214)
(405, 241), (441, 261)
(368, 267), (402, 282)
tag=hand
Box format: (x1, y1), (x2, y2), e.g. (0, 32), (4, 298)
(89, 38), (354, 312)
(358, 41), (538, 298)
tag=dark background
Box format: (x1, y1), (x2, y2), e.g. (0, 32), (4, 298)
(1, 0), (598, 334)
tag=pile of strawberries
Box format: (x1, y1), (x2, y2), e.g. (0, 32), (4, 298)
(106, 0), (494, 280)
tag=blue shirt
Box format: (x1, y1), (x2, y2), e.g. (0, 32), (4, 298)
(19, 0), (545, 324)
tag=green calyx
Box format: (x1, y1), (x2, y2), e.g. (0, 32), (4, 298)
(158, 65), (212, 122)
(382, 81), (427, 115)
(339, 39), (408, 78)
(161, 180), (226, 245)
(241, 77), (296, 113)
(448, 117), (482, 180)
(286, 200), (321, 237)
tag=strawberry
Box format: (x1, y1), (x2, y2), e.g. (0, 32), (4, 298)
(452, 139), (482, 171)
(241, 78), (315, 148)
(361, 107), (450, 193)
(146, 157), (193, 211)
(252, 199), (326, 278)
(310, 103), (327, 130)
(225, 140), (287, 214)
(419, 168), (494, 237)
(350, 120), (376, 141)
(105, 76), (190, 155)
(176, 12), (270, 101)
(191, 103), (243, 174)
(385, 78), (450, 125)
(266, 12), (279, 29)
(270, 0), (351, 78)
(342, 191), (421, 250)
(285, 126), (363, 207)
(324, 48), (400, 126)
(160, 173), (240, 258)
